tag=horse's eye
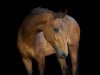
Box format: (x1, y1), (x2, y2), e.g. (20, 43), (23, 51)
(54, 28), (59, 32)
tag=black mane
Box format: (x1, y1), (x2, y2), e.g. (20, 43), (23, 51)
(31, 7), (53, 14)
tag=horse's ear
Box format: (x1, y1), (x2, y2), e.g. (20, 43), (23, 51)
(53, 10), (67, 19)
(53, 12), (61, 19)
(61, 10), (67, 18)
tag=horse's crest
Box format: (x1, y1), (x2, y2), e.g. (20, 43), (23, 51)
(31, 7), (53, 14)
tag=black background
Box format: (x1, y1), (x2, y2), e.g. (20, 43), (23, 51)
(2, 0), (98, 75)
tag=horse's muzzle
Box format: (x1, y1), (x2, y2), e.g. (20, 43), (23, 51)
(55, 47), (68, 58)
(57, 52), (68, 58)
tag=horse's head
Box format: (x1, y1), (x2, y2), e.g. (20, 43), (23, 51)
(44, 14), (68, 58)
(34, 11), (68, 58)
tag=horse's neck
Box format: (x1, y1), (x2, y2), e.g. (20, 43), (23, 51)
(20, 12), (53, 47)
(20, 25), (40, 48)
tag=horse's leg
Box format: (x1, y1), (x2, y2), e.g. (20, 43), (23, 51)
(58, 58), (67, 75)
(22, 57), (32, 75)
(36, 55), (45, 75)
(68, 45), (78, 75)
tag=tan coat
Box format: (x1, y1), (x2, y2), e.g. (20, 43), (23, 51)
(17, 8), (80, 75)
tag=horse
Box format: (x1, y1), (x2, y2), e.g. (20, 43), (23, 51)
(17, 7), (80, 75)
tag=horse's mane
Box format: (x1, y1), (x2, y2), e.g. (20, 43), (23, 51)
(31, 7), (54, 15)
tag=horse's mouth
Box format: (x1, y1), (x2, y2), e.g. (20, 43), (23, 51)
(57, 54), (66, 58)
(54, 45), (68, 58)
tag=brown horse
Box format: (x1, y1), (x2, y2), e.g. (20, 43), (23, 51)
(17, 7), (80, 75)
